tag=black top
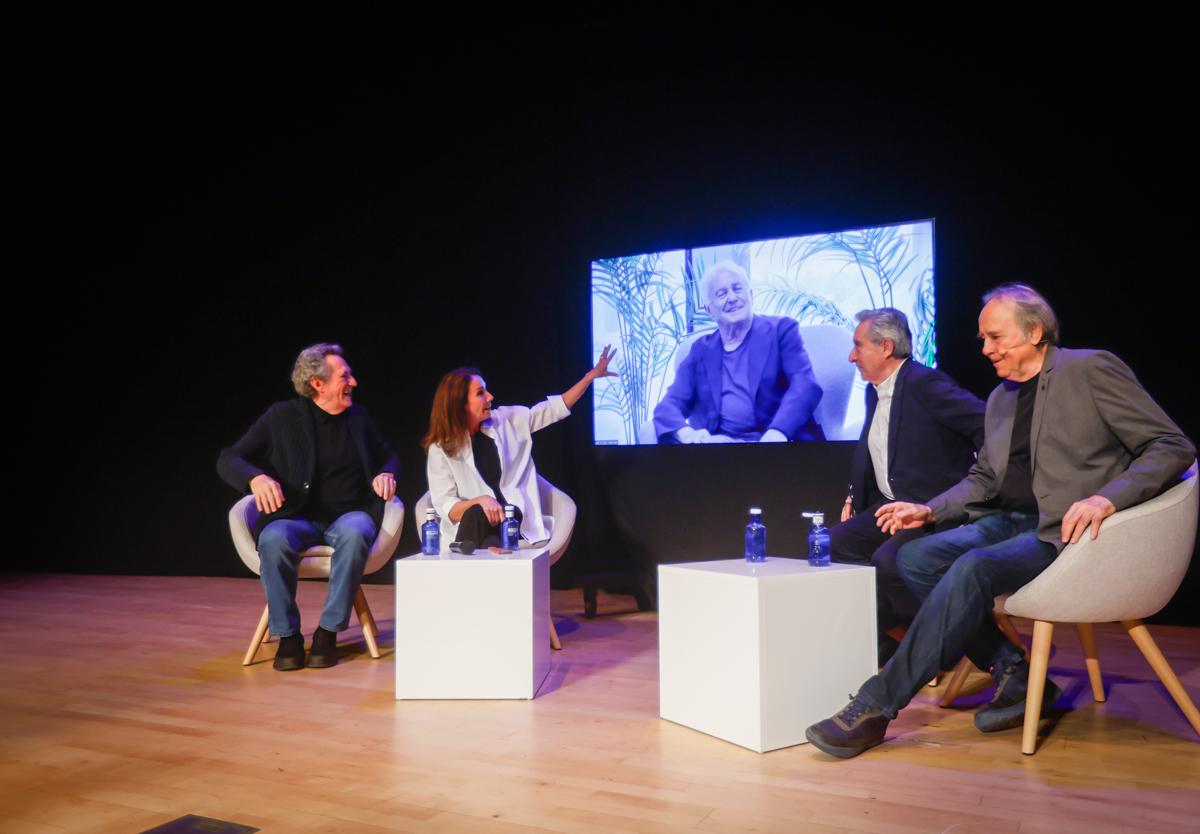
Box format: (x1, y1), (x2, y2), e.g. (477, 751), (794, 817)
(217, 397), (401, 542)
(307, 398), (372, 523)
(997, 374), (1039, 514)
(471, 431), (508, 506)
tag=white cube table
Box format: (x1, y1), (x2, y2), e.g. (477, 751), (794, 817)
(658, 558), (876, 752)
(395, 546), (550, 699)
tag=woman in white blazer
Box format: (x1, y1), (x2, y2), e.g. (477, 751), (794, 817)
(422, 348), (616, 548)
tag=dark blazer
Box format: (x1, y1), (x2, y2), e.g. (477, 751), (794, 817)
(849, 360), (986, 513)
(927, 346), (1194, 549)
(217, 398), (400, 542)
(653, 315), (824, 442)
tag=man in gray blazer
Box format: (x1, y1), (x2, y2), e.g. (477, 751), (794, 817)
(806, 284), (1194, 758)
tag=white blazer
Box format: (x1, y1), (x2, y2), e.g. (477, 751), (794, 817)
(426, 395), (570, 544)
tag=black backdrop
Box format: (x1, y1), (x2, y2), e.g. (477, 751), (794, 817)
(15, 14), (1199, 623)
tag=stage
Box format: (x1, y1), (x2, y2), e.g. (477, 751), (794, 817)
(1, 574), (1197, 833)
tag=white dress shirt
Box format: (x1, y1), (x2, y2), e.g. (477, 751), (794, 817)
(426, 395), (570, 544)
(868, 360), (906, 500)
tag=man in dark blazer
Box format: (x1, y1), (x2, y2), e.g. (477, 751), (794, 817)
(653, 261), (824, 443)
(807, 284), (1194, 758)
(831, 308), (985, 663)
(218, 343), (399, 671)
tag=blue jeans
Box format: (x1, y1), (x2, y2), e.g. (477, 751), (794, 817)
(257, 512), (377, 638)
(856, 512), (1057, 718)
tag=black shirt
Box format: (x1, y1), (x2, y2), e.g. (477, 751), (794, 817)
(996, 374), (1039, 514)
(307, 398), (371, 523)
(471, 431), (508, 506)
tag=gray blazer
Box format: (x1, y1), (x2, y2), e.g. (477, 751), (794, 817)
(926, 345), (1194, 549)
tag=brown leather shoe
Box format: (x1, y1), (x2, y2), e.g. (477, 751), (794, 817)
(805, 697), (889, 758)
(305, 627), (339, 668)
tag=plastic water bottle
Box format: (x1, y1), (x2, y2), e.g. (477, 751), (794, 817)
(802, 511), (830, 566)
(420, 508), (440, 555)
(501, 505), (520, 550)
(745, 507), (766, 563)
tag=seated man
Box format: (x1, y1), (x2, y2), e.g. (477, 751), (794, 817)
(806, 284), (1193, 758)
(653, 261), (824, 443)
(217, 343), (400, 671)
(831, 308), (985, 664)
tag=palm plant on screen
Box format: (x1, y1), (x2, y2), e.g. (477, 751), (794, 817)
(592, 255), (689, 444)
(749, 227), (928, 335)
(749, 238), (854, 328)
(753, 281), (855, 328)
(796, 225), (921, 309)
(909, 266), (936, 366)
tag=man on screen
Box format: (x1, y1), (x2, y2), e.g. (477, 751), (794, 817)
(652, 261), (824, 443)
(217, 343), (400, 671)
(830, 308), (985, 665)
(805, 284), (1193, 758)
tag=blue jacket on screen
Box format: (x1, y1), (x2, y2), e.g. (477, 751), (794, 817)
(653, 314), (824, 442)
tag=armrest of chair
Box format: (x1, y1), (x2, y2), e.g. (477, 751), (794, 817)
(228, 494), (263, 575)
(365, 497), (405, 575)
(1005, 462), (1198, 622)
(538, 475), (576, 566)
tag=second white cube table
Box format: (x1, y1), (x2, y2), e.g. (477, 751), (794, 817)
(659, 558), (876, 752)
(395, 547), (551, 700)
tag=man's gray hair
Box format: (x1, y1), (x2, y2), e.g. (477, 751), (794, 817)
(699, 260), (751, 302)
(855, 307), (913, 359)
(982, 283), (1060, 346)
(291, 343), (344, 398)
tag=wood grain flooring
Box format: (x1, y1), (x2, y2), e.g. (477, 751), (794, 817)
(1, 574), (1197, 834)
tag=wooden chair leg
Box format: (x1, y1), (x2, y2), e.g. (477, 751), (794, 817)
(549, 616), (562, 651)
(353, 589), (381, 659)
(356, 587), (380, 638)
(939, 656), (974, 706)
(244, 605), (270, 666)
(995, 610), (1026, 656)
(1076, 622), (1105, 702)
(1123, 619), (1200, 736)
(1021, 619), (1054, 755)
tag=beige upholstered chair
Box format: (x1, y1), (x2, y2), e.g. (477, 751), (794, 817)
(229, 495), (405, 665)
(939, 463), (1200, 751)
(1002, 461), (1199, 754)
(415, 474), (576, 649)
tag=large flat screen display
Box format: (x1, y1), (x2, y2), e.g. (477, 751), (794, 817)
(591, 219), (935, 445)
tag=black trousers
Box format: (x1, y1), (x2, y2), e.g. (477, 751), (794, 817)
(828, 502), (925, 633)
(455, 503), (523, 548)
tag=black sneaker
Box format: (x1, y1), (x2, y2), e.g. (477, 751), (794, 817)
(805, 697), (890, 759)
(272, 633), (305, 671)
(305, 627), (339, 668)
(974, 660), (1063, 733)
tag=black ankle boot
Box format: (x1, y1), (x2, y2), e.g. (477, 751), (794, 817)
(272, 633), (305, 671)
(306, 627), (339, 668)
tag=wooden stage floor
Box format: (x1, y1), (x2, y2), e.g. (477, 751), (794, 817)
(1, 574), (1197, 834)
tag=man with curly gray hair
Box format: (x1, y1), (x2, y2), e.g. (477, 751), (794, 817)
(218, 343), (400, 671)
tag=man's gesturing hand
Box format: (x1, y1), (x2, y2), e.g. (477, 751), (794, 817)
(875, 502), (933, 535)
